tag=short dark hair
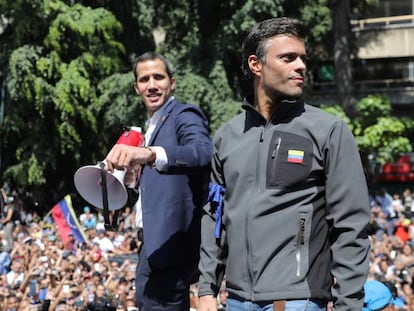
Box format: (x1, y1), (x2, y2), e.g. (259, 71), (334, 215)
(133, 52), (174, 81)
(241, 17), (307, 81)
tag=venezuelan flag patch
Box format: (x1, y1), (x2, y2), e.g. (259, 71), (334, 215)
(287, 149), (304, 163)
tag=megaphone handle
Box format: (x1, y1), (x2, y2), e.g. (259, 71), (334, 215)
(111, 210), (120, 229)
(99, 162), (116, 231)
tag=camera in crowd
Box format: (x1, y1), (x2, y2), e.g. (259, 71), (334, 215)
(85, 297), (116, 311)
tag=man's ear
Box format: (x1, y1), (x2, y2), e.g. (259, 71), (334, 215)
(170, 77), (176, 91)
(133, 83), (140, 96)
(248, 55), (262, 77)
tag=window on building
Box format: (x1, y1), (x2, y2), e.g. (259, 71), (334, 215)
(364, 0), (412, 18)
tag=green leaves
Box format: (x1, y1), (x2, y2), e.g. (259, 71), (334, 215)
(2, 2), (126, 203)
(98, 72), (145, 144)
(45, 4), (124, 57)
(322, 94), (414, 170)
(174, 60), (241, 134)
(0, 0), (408, 205)
(300, 0), (332, 43)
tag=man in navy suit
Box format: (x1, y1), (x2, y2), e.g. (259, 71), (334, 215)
(105, 52), (212, 310)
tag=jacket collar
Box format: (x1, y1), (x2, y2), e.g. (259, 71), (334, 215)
(146, 96), (175, 146)
(242, 95), (305, 124)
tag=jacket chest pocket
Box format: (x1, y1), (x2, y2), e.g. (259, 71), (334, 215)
(266, 131), (313, 188)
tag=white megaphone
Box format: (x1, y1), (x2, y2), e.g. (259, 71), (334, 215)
(74, 163), (128, 211)
(74, 126), (144, 211)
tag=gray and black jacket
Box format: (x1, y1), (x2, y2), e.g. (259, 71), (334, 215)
(198, 97), (370, 311)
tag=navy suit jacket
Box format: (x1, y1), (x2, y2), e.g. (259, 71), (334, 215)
(139, 98), (212, 269)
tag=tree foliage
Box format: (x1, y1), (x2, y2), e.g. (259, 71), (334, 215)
(1, 0), (125, 208)
(0, 0), (410, 209)
(322, 95), (414, 184)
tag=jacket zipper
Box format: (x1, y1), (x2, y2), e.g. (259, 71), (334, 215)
(260, 127), (264, 142)
(247, 125), (265, 299)
(296, 218), (305, 276)
(271, 137), (281, 159)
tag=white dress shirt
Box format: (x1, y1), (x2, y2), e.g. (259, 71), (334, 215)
(134, 97), (173, 228)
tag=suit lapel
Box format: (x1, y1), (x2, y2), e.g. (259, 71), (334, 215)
(147, 99), (175, 146)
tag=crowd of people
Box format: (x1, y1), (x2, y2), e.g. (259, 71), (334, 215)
(5, 185), (414, 310)
(2, 16), (414, 311)
(0, 191), (140, 311)
(366, 187), (414, 311)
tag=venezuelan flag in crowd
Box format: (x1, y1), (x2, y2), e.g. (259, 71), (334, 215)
(51, 195), (87, 245)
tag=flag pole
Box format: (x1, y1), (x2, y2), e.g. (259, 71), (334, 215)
(43, 208), (53, 221)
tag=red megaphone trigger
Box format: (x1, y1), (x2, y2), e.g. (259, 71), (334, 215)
(116, 126), (144, 146)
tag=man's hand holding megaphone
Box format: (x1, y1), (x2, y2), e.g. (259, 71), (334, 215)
(105, 144), (156, 170)
(104, 144), (156, 187)
(74, 126), (150, 213)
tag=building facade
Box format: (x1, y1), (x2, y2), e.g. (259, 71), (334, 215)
(309, 0), (414, 117)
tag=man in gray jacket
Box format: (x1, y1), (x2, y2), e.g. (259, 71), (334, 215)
(197, 17), (370, 311)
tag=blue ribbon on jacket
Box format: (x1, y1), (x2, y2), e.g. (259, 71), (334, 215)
(207, 183), (226, 238)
